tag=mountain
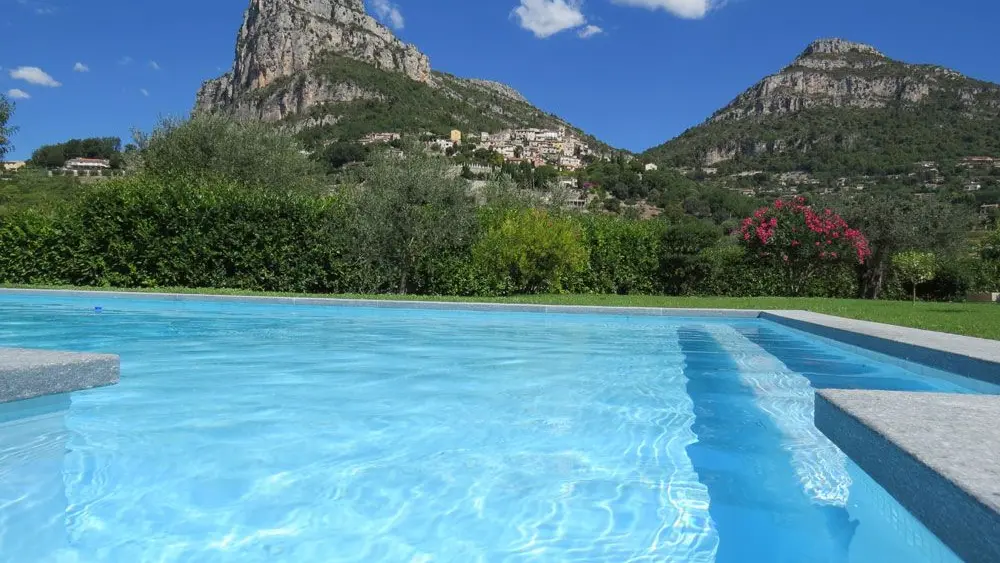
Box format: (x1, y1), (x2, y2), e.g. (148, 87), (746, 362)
(643, 38), (1000, 176)
(196, 0), (611, 151)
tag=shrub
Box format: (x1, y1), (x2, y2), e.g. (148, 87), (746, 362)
(660, 221), (721, 295)
(573, 216), (665, 294)
(473, 208), (588, 294)
(740, 197), (871, 295)
(0, 175), (355, 292)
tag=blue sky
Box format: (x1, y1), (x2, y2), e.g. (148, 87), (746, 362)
(3, 0), (998, 159)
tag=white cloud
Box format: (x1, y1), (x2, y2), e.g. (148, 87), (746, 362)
(9, 66), (61, 87)
(118, 56), (133, 65)
(73, 62), (89, 72)
(7, 88), (30, 100)
(149, 60), (160, 71)
(371, 0), (404, 30)
(139, 88), (149, 97)
(578, 24), (603, 38)
(610, 0), (713, 19)
(513, 0), (586, 38)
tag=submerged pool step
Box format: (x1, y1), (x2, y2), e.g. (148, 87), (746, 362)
(0, 347), (119, 403)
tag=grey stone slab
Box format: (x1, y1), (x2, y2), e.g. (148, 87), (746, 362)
(763, 310), (1000, 385)
(0, 348), (119, 403)
(816, 389), (1000, 563)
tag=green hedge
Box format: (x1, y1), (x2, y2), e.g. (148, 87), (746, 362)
(0, 175), (936, 299)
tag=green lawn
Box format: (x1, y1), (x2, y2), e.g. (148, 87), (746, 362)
(3, 285), (999, 341)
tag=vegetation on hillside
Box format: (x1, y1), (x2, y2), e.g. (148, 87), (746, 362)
(645, 100), (1000, 177)
(259, 54), (607, 151)
(2, 115), (996, 302)
(30, 137), (126, 169)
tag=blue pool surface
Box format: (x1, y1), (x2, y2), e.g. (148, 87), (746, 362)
(0, 294), (991, 562)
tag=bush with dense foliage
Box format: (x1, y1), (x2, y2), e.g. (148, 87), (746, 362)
(473, 208), (588, 294)
(740, 197), (871, 295)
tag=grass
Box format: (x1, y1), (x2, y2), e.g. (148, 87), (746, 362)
(3, 284), (999, 340)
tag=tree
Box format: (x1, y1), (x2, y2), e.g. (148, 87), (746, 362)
(833, 193), (972, 299)
(133, 116), (322, 192)
(740, 197), (871, 296)
(321, 141), (367, 172)
(892, 251), (937, 302)
(348, 145), (477, 293)
(0, 94), (16, 163)
(30, 137), (123, 169)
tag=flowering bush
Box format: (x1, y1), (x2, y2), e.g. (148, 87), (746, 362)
(740, 197), (871, 295)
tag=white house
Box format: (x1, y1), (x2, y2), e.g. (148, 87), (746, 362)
(644, 163), (659, 171)
(64, 158), (111, 170)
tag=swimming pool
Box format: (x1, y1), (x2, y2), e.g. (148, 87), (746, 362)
(0, 294), (990, 562)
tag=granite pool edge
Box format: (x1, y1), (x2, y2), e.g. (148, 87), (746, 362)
(815, 390), (1000, 563)
(0, 348), (120, 404)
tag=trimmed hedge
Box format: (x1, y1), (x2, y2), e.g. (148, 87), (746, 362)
(0, 175), (940, 299)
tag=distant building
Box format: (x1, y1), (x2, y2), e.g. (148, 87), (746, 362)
(2, 160), (26, 172)
(960, 156), (996, 168)
(559, 155), (583, 171)
(450, 130), (463, 144)
(64, 158), (111, 170)
(360, 132), (401, 145)
(644, 163), (658, 171)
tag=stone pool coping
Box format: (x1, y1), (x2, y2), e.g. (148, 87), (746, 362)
(816, 390), (1000, 563)
(0, 347), (119, 403)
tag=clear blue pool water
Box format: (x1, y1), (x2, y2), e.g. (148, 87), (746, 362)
(0, 294), (991, 563)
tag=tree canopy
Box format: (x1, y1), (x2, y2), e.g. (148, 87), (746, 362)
(30, 137), (123, 169)
(0, 94), (15, 163)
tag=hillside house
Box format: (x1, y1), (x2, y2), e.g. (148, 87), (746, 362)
(64, 158), (111, 170)
(1, 161), (26, 172)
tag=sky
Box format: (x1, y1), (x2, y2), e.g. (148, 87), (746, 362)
(2, 0), (999, 160)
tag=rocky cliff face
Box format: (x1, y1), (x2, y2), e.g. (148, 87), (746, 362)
(710, 38), (994, 122)
(196, 0), (430, 115)
(643, 38), (1000, 170)
(191, 0), (601, 148)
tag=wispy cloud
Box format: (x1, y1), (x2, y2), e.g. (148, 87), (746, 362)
(513, 0), (586, 38)
(118, 56), (133, 66)
(9, 66), (61, 87)
(73, 62), (90, 72)
(609, 0), (714, 19)
(7, 88), (30, 100)
(139, 88), (150, 97)
(17, 0), (56, 15)
(149, 60), (160, 71)
(371, 0), (404, 30)
(578, 24), (603, 38)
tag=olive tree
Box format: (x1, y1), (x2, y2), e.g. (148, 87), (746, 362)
(347, 145), (478, 293)
(131, 115), (323, 192)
